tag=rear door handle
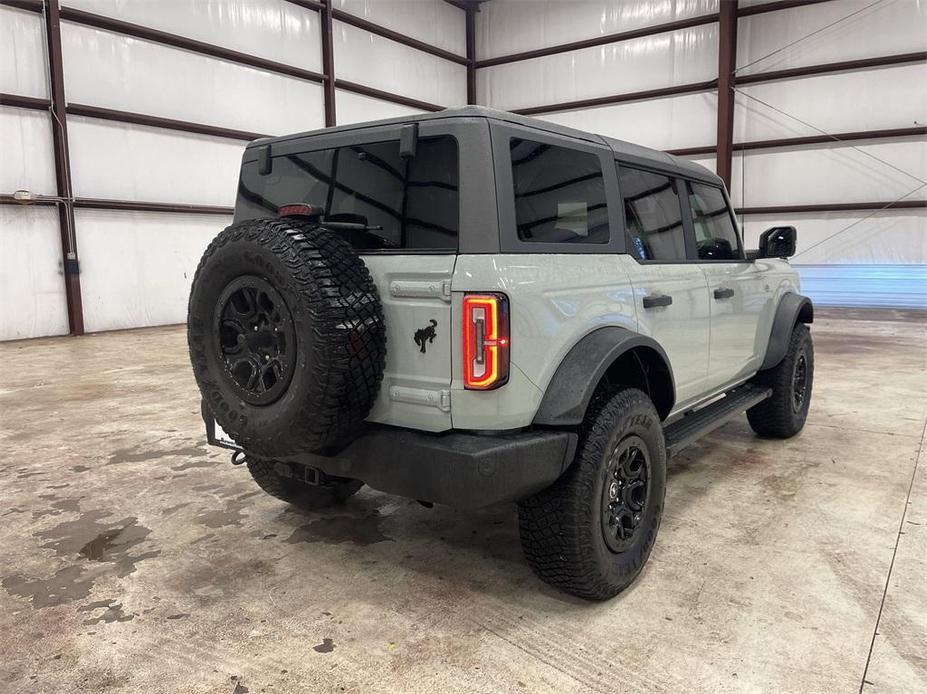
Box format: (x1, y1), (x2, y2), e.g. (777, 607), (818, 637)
(643, 294), (673, 309)
(713, 287), (735, 300)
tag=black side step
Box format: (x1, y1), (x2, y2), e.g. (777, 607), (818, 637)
(664, 384), (772, 457)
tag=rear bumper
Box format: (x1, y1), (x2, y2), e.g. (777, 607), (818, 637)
(293, 426), (577, 509)
(203, 404), (576, 509)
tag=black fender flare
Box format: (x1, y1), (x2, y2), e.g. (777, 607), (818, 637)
(760, 293), (814, 371)
(532, 327), (675, 427)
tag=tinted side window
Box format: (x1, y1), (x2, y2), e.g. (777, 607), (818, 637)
(618, 166), (686, 261)
(235, 136), (458, 251)
(510, 138), (609, 244)
(686, 181), (742, 260)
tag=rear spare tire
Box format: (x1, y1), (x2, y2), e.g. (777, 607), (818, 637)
(187, 217), (386, 457)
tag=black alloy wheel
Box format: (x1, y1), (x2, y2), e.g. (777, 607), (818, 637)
(791, 352), (808, 412)
(214, 275), (296, 406)
(602, 435), (651, 553)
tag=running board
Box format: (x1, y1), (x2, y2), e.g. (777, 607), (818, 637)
(664, 385), (772, 457)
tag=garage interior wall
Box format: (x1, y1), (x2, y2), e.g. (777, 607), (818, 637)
(1, 0), (925, 341)
(0, 0), (467, 340)
(478, 0), (927, 308)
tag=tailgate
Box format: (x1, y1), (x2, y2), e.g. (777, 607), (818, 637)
(362, 254), (456, 431)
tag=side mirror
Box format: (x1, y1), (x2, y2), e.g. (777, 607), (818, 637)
(757, 225), (797, 258)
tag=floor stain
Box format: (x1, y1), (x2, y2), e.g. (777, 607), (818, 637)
(16, 471), (45, 479)
(286, 514), (393, 546)
(38, 511), (160, 578)
(194, 500), (248, 528)
(166, 613), (189, 620)
(78, 599), (135, 625)
(313, 638), (335, 653)
(32, 497), (81, 520)
(171, 459), (216, 472)
(2, 566), (96, 608)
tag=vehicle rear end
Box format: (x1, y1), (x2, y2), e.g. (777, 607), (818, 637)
(234, 118), (474, 434)
(189, 113), (572, 509)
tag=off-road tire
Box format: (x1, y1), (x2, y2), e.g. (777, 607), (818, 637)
(187, 218), (386, 457)
(747, 323), (813, 438)
(518, 387), (667, 601)
(246, 457), (362, 509)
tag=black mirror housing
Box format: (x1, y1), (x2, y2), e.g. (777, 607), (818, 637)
(758, 226), (797, 258)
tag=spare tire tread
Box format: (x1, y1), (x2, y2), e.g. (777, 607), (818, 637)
(187, 218), (386, 456)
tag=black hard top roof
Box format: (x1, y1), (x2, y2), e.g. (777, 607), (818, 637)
(250, 105), (720, 185)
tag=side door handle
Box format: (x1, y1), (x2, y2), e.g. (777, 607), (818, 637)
(643, 294), (673, 309)
(713, 287), (735, 300)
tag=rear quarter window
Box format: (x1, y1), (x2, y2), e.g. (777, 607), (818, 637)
(510, 138), (609, 244)
(236, 135), (459, 252)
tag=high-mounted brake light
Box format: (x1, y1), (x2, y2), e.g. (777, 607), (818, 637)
(278, 203), (316, 218)
(463, 293), (510, 390)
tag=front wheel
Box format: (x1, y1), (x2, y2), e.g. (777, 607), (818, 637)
(747, 322), (814, 438)
(518, 387), (667, 601)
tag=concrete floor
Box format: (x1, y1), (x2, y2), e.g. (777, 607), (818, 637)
(1, 309), (924, 694)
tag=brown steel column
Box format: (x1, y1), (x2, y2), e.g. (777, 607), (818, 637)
(716, 0), (738, 189)
(44, 0), (84, 335)
(465, 4), (476, 104)
(320, 0), (336, 126)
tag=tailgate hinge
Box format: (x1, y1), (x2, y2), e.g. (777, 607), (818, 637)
(389, 386), (452, 413)
(439, 389), (452, 412)
(388, 279), (453, 303)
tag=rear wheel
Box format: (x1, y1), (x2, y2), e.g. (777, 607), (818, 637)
(518, 387), (666, 600)
(246, 457), (362, 510)
(747, 323), (814, 438)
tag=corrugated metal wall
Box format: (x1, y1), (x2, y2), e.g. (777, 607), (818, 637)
(477, 0), (927, 309)
(0, 0), (466, 340)
(1, 0), (925, 341)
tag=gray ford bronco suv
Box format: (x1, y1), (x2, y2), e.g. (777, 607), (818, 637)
(188, 106), (814, 600)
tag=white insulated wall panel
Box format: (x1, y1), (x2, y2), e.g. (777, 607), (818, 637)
(61, 22), (325, 136)
(732, 64), (927, 142)
(477, 24), (718, 111)
(682, 154), (717, 175)
(335, 89), (425, 126)
(75, 209), (232, 332)
(68, 117), (245, 207)
(0, 205), (68, 341)
(476, 0), (719, 60)
(537, 90), (717, 151)
(64, 0), (323, 73)
(333, 20), (467, 107)
(737, 0), (927, 77)
(0, 107), (57, 196)
(741, 209), (927, 265)
(335, 0), (466, 57)
(729, 139), (927, 208)
(0, 5), (48, 99)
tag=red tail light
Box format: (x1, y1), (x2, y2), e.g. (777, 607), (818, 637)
(463, 293), (510, 390)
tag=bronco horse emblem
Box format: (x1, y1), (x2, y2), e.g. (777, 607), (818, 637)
(414, 319), (438, 354)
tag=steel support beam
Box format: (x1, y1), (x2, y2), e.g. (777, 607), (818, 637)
(466, 4), (476, 104)
(736, 200), (927, 215)
(320, 0), (336, 126)
(44, 0), (84, 335)
(716, 0), (738, 189)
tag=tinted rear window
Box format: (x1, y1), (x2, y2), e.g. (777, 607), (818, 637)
(236, 136), (459, 251)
